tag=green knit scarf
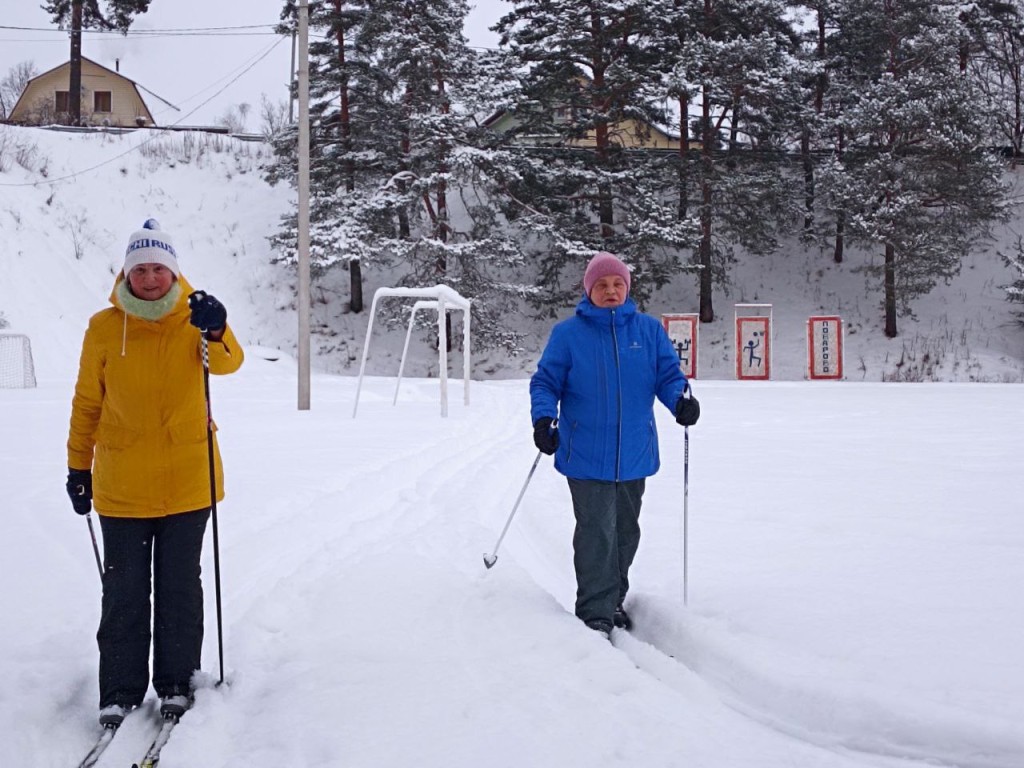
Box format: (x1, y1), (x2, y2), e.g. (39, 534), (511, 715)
(116, 280), (182, 322)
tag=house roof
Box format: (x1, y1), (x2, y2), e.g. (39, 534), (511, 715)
(28, 55), (139, 88)
(9, 56), (177, 124)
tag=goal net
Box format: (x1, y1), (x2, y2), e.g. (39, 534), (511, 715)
(0, 333), (37, 388)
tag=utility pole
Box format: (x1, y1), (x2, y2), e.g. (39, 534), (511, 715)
(297, 0), (311, 410)
(69, 0), (83, 124)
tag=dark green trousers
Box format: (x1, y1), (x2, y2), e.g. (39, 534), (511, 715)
(567, 478), (645, 626)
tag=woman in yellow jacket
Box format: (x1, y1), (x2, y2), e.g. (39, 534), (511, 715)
(66, 219), (243, 726)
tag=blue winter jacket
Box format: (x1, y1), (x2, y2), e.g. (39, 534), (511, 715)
(530, 296), (688, 482)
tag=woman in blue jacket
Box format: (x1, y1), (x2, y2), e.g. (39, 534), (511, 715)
(530, 252), (700, 638)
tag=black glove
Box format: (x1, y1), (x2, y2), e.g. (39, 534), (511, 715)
(66, 468), (92, 515)
(675, 394), (700, 427)
(188, 291), (227, 334)
(533, 417), (559, 455)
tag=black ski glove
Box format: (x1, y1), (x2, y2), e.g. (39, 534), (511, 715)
(533, 417), (559, 455)
(675, 393), (700, 427)
(66, 468), (92, 515)
(188, 291), (227, 335)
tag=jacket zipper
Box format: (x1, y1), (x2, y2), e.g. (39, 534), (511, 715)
(611, 310), (622, 481)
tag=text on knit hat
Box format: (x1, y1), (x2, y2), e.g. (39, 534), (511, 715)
(123, 218), (180, 278)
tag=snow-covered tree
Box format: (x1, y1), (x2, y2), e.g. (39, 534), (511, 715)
(268, 0), (540, 352)
(43, 0), (151, 30)
(656, 0), (803, 321)
(819, 0), (1008, 338)
(493, 0), (698, 309)
(961, 0), (1024, 162)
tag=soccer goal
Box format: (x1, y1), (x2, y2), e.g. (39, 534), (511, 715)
(352, 285), (472, 418)
(0, 333), (38, 388)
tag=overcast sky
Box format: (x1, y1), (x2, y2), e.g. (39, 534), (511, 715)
(0, 0), (504, 129)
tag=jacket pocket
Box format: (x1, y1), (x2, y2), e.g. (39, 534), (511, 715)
(95, 420), (141, 449)
(168, 417), (211, 445)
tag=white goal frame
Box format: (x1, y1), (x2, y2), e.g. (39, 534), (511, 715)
(352, 285), (472, 418)
(0, 333), (38, 388)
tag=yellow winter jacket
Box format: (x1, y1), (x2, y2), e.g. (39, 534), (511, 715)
(67, 274), (244, 518)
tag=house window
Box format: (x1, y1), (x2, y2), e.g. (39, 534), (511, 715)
(55, 90), (70, 113)
(94, 91), (112, 113)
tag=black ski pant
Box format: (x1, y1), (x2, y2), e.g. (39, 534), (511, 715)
(97, 508), (210, 708)
(567, 478), (645, 627)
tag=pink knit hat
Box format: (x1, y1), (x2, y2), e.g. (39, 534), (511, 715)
(583, 252), (631, 297)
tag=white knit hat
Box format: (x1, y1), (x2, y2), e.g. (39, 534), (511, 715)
(123, 218), (179, 278)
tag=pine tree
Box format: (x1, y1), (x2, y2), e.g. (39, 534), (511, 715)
(268, 0), (541, 353)
(819, 0), (1008, 338)
(656, 0), (802, 321)
(493, 0), (697, 310)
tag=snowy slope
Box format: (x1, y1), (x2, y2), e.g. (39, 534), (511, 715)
(0, 125), (1022, 768)
(2, 124), (1023, 384)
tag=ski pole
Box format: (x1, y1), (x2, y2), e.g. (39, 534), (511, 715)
(683, 425), (690, 606)
(483, 448), (545, 569)
(86, 514), (103, 579)
(191, 291), (226, 686)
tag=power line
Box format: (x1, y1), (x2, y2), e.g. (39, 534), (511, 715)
(150, 40), (287, 116)
(0, 23), (277, 33)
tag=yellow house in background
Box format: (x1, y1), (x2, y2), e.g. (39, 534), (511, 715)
(483, 104), (698, 152)
(8, 57), (156, 128)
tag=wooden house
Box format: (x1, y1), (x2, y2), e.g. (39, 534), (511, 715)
(7, 57), (156, 128)
(483, 102), (698, 152)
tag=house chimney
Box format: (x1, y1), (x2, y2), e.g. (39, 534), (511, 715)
(115, 58), (120, 72)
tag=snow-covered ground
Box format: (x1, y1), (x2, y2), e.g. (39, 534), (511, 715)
(1, 370), (1021, 767)
(1, 124), (1022, 767)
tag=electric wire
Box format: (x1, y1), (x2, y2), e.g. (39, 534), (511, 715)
(0, 23), (277, 34)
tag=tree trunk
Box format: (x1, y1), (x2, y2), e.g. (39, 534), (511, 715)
(884, 242), (897, 337)
(590, 54), (614, 239)
(699, 86), (714, 323)
(833, 124), (845, 264)
(697, 0), (715, 323)
(335, 0), (354, 194)
(833, 209), (845, 264)
(802, 128), (813, 232)
(333, 1), (361, 310)
(677, 96), (689, 219)
(805, 1), (826, 232)
(349, 259), (363, 313)
(69, 0), (83, 125)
